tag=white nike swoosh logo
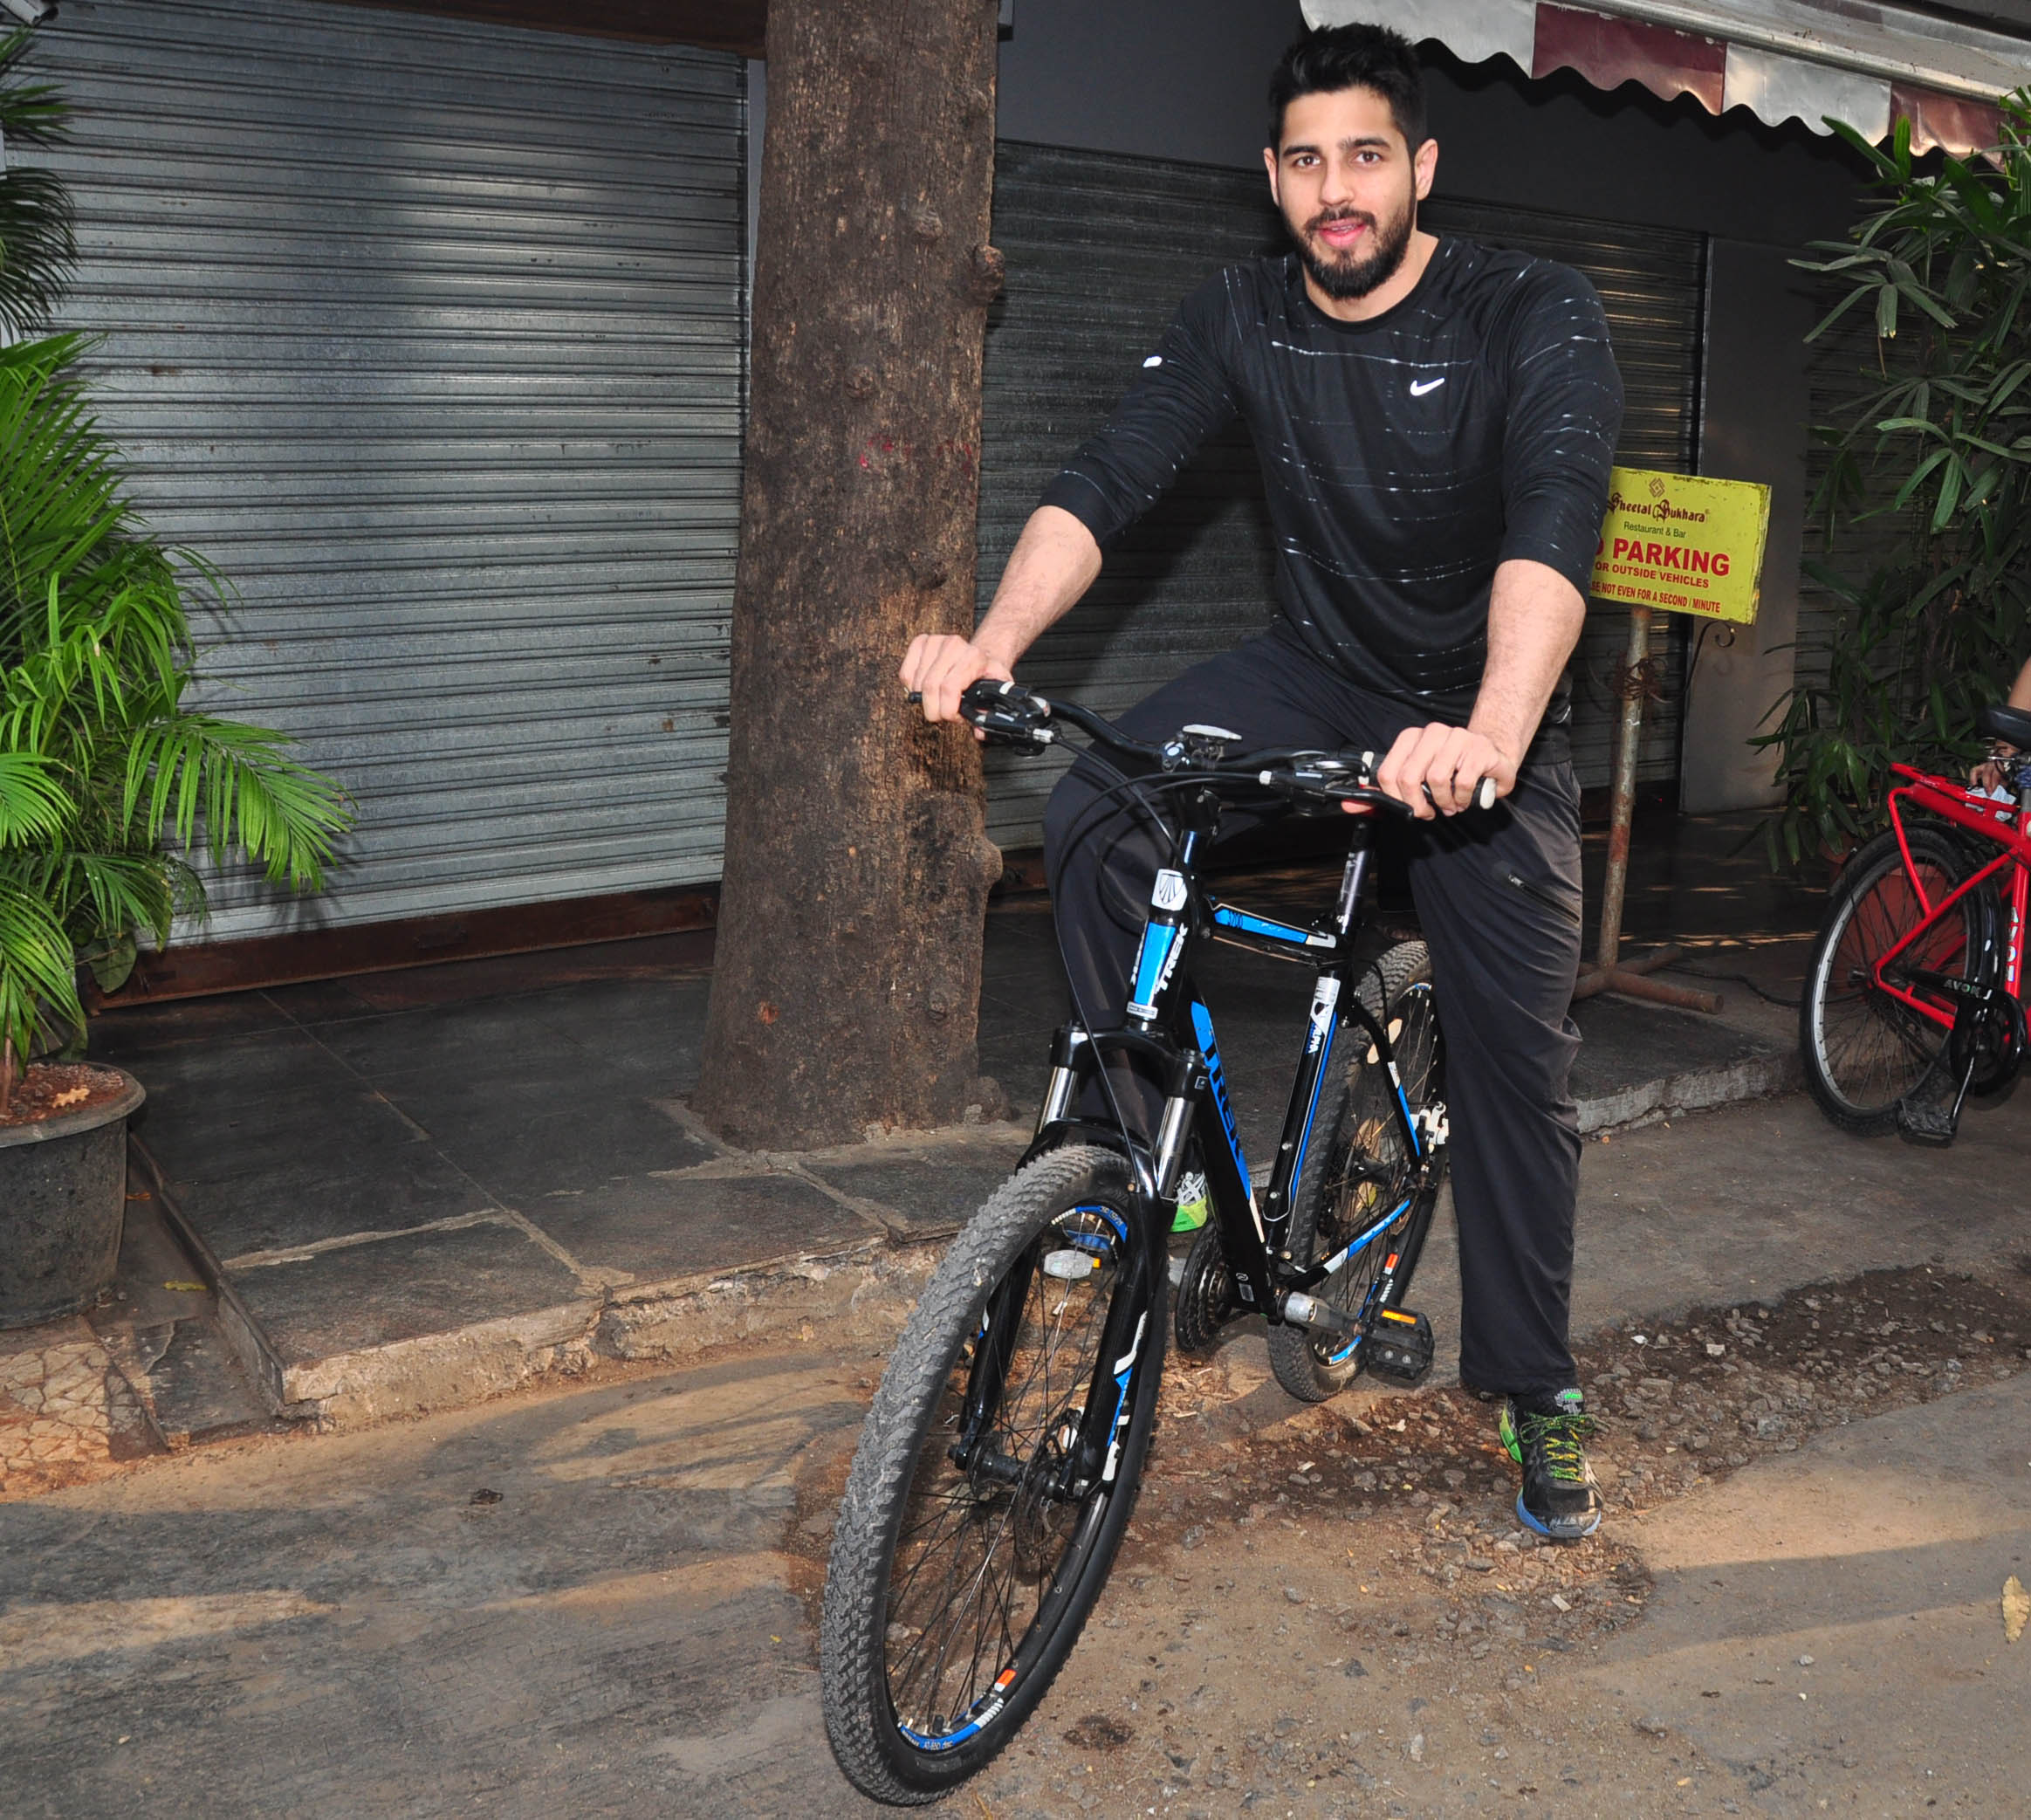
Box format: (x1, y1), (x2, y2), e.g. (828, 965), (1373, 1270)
(1410, 376), (1446, 395)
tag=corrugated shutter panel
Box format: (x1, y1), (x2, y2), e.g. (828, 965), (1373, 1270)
(976, 145), (1283, 849)
(36, 0), (744, 940)
(977, 144), (1703, 847)
(1422, 198), (1702, 793)
(1796, 297), (1903, 700)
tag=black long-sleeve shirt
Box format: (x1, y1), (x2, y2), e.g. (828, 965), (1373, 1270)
(1040, 239), (1623, 720)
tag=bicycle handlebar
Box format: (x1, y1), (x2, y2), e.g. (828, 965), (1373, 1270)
(906, 680), (1495, 814)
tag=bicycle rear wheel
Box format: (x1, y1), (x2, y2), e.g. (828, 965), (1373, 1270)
(1268, 939), (1443, 1404)
(820, 1144), (1164, 1804)
(1801, 826), (1990, 1134)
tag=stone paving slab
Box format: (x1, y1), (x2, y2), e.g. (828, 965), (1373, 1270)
(533, 1167), (879, 1277)
(1569, 983), (1801, 1134)
(184, 1148), (495, 1264)
(83, 903), (1814, 1435)
(230, 1219), (594, 1375)
(801, 1138), (1034, 1238)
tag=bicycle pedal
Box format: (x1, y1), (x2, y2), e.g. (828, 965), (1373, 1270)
(1362, 1306), (1434, 1385)
(1897, 1052), (1971, 1147)
(1895, 1092), (1959, 1146)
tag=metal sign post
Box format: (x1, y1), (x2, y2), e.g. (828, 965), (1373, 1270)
(1570, 602), (1720, 1013)
(1573, 467), (1773, 1017)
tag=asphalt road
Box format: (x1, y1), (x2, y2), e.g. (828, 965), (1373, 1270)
(1, 1093), (2027, 1819)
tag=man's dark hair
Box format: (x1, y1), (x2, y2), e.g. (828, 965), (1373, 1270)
(1267, 23), (1427, 151)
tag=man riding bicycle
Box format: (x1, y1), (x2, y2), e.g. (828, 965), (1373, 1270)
(904, 23), (1622, 1542)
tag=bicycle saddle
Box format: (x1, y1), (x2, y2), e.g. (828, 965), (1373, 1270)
(1977, 703), (2031, 748)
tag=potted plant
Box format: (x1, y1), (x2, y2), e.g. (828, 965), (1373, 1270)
(0, 335), (351, 1324)
(0, 28), (348, 1324)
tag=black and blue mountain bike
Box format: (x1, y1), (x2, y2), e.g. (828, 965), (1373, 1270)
(820, 680), (1476, 1804)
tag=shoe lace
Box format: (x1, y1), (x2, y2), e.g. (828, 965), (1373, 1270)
(1518, 1409), (1596, 1485)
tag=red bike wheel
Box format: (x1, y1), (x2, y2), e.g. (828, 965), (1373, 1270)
(1801, 826), (1993, 1134)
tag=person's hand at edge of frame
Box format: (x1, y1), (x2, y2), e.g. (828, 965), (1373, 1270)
(900, 634), (1013, 739)
(1973, 656), (2031, 790)
(1971, 743), (2019, 794)
(1369, 721), (1518, 820)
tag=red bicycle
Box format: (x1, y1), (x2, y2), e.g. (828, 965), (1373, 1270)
(1801, 702), (2031, 1144)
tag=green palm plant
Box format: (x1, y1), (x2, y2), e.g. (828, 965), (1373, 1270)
(1763, 101), (2031, 864)
(0, 24), (75, 334)
(0, 333), (351, 1108)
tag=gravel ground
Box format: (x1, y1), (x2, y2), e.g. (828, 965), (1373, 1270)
(950, 1260), (2031, 1819)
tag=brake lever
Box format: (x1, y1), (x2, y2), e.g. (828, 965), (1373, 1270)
(1259, 753), (1496, 814)
(902, 684), (1056, 750)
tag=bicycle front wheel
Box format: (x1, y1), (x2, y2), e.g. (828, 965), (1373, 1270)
(1801, 825), (1987, 1134)
(820, 1144), (1165, 1804)
(1268, 939), (1443, 1404)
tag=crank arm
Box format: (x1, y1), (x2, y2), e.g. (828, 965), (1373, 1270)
(1279, 1289), (1358, 1337)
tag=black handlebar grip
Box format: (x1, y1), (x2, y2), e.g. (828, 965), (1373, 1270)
(904, 690), (923, 704)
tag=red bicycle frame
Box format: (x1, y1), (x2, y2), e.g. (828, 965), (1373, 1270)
(1877, 763), (2031, 1029)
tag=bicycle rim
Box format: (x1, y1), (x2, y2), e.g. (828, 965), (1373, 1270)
(1811, 834), (1974, 1121)
(1314, 977), (1438, 1364)
(881, 1201), (1145, 1756)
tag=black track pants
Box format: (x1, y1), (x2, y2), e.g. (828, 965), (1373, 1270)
(1041, 631), (1585, 1402)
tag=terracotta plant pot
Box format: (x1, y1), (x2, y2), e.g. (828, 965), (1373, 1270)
(0, 1065), (146, 1329)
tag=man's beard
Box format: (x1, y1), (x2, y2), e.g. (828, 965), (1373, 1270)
(1292, 194), (1416, 301)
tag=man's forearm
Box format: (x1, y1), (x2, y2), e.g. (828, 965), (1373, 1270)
(1468, 558), (1589, 762)
(972, 505), (1104, 671)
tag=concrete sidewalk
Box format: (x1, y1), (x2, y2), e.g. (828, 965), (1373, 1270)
(8, 807), (1821, 1448)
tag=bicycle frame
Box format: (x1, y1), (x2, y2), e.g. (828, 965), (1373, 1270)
(1877, 764), (2031, 1021)
(1023, 802), (1445, 1442)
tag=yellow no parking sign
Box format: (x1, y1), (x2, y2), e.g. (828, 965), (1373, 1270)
(1589, 466), (1771, 624)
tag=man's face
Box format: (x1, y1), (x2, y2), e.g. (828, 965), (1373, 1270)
(1265, 86), (1437, 303)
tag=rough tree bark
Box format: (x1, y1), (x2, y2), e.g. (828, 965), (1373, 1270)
(692, 0), (1006, 1149)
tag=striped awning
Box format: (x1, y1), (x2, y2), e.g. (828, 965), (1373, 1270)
(1301, 1), (2031, 156)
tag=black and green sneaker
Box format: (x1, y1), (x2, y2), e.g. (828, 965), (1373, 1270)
(1498, 1389), (1602, 1542)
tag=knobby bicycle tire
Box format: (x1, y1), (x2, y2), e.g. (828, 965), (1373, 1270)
(1801, 826), (1991, 1134)
(1268, 939), (1444, 1404)
(820, 1144), (1165, 1804)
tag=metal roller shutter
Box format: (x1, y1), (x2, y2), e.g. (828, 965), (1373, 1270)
(975, 145), (1282, 849)
(1795, 299), (1904, 703)
(977, 142), (1703, 848)
(36, 0), (744, 941)
(1423, 197), (1702, 793)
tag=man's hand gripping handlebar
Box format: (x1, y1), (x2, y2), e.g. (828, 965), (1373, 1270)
(905, 680), (1494, 815)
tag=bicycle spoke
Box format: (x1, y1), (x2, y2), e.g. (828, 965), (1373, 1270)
(1312, 985), (1436, 1347)
(881, 1208), (1128, 1742)
(1812, 846), (1976, 1119)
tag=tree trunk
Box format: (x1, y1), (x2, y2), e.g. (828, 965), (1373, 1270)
(693, 0), (1006, 1149)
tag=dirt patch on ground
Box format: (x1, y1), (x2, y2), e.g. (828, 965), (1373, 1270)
(785, 1262), (2028, 1817)
(962, 1263), (2031, 1817)
(1124, 1261), (2029, 1645)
